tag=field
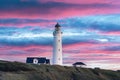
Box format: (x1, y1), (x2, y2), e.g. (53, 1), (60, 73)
(0, 60), (120, 80)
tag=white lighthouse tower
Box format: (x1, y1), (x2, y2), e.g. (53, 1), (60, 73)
(52, 23), (63, 65)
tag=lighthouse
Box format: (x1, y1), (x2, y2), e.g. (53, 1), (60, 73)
(52, 23), (63, 65)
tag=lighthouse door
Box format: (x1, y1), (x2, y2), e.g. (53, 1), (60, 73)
(33, 58), (38, 64)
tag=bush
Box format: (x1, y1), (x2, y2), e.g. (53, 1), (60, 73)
(0, 61), (35, 72)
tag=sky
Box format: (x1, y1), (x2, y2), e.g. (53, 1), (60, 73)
(0, 0), (120, 70)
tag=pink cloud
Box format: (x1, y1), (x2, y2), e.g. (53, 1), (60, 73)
(0, 43), (119, 70)
(63, 42), (120, 50)
(0, 45), (52, 62)
(99, 31), (120, 36)
(0, 21), (55, 28)
(0, 1), (120, 19)
(41, 0), (111, 4)
(0, 45), (52, 56)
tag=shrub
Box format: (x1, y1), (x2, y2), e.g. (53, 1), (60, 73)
(0, 61), (35, 72)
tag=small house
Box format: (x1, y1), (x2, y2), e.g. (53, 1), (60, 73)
(26, 57), (50, 65)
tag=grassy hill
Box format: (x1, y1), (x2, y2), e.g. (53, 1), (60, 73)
(0, 60), (120, 80)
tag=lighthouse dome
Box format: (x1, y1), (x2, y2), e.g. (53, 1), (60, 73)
(55, 23), (61, 27)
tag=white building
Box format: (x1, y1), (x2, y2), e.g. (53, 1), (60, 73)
(52, 23), (63, 65)
(26, 57), (50, 65)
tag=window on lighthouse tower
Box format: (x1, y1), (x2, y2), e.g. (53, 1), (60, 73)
(59, 49), (60, 51)
(58, 58), (60, 60)
(58, 40), (60, 42)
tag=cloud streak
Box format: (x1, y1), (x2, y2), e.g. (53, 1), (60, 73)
(0, 0), (120, 19)
(0, 0), (120, 70)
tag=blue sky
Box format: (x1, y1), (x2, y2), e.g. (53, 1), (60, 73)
(0, 0), (120, 70)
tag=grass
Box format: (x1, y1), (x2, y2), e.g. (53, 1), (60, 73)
(0, 60), (120, 80)
(0, 60), (35, 71)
